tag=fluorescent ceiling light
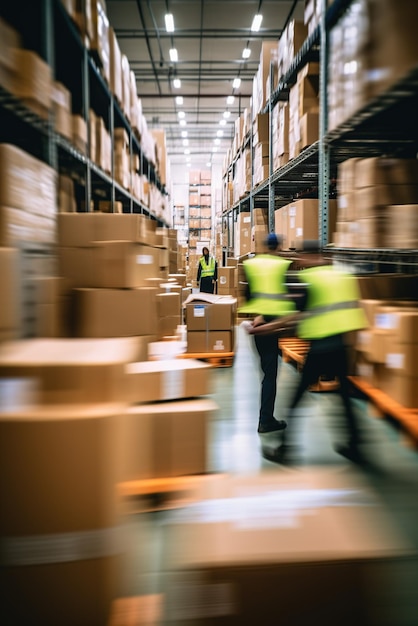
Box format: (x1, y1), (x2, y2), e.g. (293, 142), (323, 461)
(212, 147), (218, 152)
(184, 148), (190, 154)
(179, 119), (187, 126)
(216, 130), (223, 137)
(226, 95), (234, 105)
(175, 96), (183, 105)
(169, 48), (178, 62)
(206, 162), (211, 167)
(181, 130), (188, 138)
(219, 119), (227, 126)
(173, 78), (181, 89)
(178, 110), (185, 119)
(223, 110), (231, 119)
(165, 13), (175, 32)
(242, 48), (251, 59)
(182, 139), (189, 146)
(251, 14), (263, 32)
(214, 138), (220, 145)
(232, 77), (241, 89)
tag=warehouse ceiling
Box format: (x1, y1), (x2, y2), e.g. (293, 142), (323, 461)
(107, 0), (305, 169)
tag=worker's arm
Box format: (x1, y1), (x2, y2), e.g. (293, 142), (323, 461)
(245, 312), (302, 336)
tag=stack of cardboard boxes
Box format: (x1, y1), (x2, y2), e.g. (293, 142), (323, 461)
(0, 330), (217, 622)
(334, 157), (418, 248)
(275, 199), (337, 250)
(356, 287), (418, 407)
(185, 293), (237, 355)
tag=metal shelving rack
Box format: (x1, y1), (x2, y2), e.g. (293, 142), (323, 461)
(221, 0), (418, 271)
(0, 0), (172, 336)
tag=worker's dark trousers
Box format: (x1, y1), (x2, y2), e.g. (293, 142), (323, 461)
(285, 345), (360, 447)
(254, 333), (280, 426)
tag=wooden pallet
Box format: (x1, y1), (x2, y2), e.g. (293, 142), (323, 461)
(177, 351), (235, 367)
(109, 594), (163, 626)
(118, 473), (223, 512)
(279, 338), (310, 370)
(348, 376), (418, 446)
(279, 337), (340, 392)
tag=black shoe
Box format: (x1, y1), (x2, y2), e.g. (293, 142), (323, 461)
(336, 444), (367, 466)
(257, 420), (287, 434)
(262, 444), (299, 465)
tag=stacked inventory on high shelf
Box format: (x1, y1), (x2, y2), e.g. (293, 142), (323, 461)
(186, 169), (212, 286)
(0, 0), (171, 337)
(221, 0), (418, 275)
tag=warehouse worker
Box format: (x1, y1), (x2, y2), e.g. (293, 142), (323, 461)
(258, 256), (368, 465)
(197, 246), (218, 293)
(240, 233), (297, 434)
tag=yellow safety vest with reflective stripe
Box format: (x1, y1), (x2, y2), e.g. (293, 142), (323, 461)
(238, 255), (296, 316)
(297, 265), (367, 339)
(199, 256), (216, 278)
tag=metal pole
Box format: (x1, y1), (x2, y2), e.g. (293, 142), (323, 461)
(268, 60), (275, 233)
(318, 0), (329, 248)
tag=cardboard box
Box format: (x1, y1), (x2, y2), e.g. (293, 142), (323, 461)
(355, 185), (418, 219)
(184, 294), (237, 332)
(0, 401), (124, 625)
(157, 292), (181, 318)
(218, 267), (236, 292)
(91, 241), (160, 289)
(355, 158), (418, 189)
(300, 110), (319, 148)
(163, 469), (412, 624)
(125, 359), (212, 404)
(187, 330), (233, 353)
(121, 398), (217, 481)
(12, 49), (52, 115)
(0, 337), (140, 404)
(0, 144), (56, 218)
(0, 248), (21, 337)
(385, 371), (418, 408)
(74, 287), (158, 337)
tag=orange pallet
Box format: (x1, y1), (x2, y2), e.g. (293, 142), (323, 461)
(109, 594), (163, 626)
(177, 351), (235, 367)
(348, 376), (418, 446)
(118, 473), (223, 512)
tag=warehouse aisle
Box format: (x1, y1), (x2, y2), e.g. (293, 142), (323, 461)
(121, 324), (418, 623)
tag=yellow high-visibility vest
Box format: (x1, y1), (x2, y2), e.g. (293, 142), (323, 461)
(297, 265), (367, 339)
(238, 255), (296, 316)
(199, 256), (215, 278)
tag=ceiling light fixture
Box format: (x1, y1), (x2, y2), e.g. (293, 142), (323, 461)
(216, 130), (223, 137)
(226, 95), (234, 105)
(232, 78), (241, 89)
(165, 13), (175, 32)
(182, 139), (189, 146)
(181, 130), (188, 138)
(173, 78), (181, 89)
(206, 162), (211, 167)
(223, 111), (231, 119)
(214, 138), (221, 145)
(184, 148), (190, 154)
(212, 147), (218, 152)
(251, 14), (263, 32)
(219, 119), (227, 126)
(169, 48), (178, 62)
(178, 111), (185, 119)
(175, 96), (183, 105)
(179, 119), (187, 126)
(242, 48), (251, 59)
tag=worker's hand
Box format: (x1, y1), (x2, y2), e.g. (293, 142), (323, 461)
(252, 315), (265, 327)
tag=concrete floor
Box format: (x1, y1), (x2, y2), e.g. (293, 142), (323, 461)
(121, 324), (418, 623)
